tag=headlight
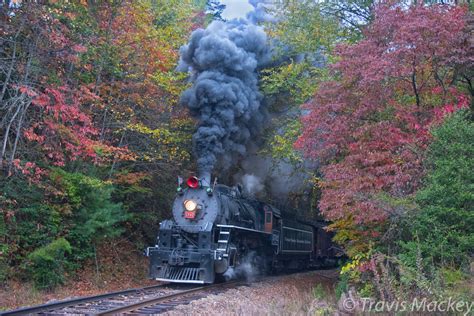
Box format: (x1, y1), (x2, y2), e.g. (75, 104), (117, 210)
(184, 199), (197, 211)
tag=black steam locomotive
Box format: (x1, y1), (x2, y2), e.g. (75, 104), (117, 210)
(146, 174), (337, 283)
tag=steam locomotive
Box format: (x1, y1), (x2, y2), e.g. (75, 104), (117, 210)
(146, 174), (338, 284)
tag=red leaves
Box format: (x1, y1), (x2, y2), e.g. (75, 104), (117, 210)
(333, 4), (468, 90)
(296, 4), (471, 237)
(32, 94), (50, 107)
(71, 44), (87, 53)
(25, 85), (129, 168)
(18, 85), (38, 97)
(433, 93), (470, 122)
(10, 159), (46, 184)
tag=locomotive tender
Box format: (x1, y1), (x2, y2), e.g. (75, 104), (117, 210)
(147, 174), (336, 284)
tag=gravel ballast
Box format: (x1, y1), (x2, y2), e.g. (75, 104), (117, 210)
(165, 270), (340, 316)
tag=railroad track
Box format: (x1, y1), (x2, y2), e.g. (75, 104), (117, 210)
(97, 280), (243, 315)
(1, 281), (244, 315)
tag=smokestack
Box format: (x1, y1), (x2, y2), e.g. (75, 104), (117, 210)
(178, 15), (271, 175)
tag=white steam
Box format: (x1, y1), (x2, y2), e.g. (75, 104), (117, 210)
(233, 148), (316, 205)
(241, 174), (264, 196)
(223, 251), (260, 282)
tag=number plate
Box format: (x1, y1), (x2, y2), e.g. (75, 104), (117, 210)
(184, 210), (196, 219)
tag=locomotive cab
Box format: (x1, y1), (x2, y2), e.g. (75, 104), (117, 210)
(264, 206), (273, 233)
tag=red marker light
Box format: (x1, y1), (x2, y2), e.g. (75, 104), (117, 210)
(186, 176), (200, 189)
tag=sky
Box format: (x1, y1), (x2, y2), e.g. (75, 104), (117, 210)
(220, 0), (253, 19)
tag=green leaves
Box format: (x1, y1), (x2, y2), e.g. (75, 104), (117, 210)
(51, 168), (128, 249)
(261, 62), (327, 106)
(7, 167), (130, 286)
(407, 111), (474, 266)
(398, 111), (474, 294)
(269, 0), (340, 56)
(26, 238), (72, 290)
(266, 119), (304, 164)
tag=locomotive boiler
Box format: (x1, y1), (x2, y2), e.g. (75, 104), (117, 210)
(146, 174), (337, 284)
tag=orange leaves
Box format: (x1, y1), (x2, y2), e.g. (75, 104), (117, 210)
(78, 84), (100, 103)
(113, 172), (149, 185)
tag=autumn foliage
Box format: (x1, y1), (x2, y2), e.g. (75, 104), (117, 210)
(0, 0), (472, 303)
(0, 0), (203, 291)
(296, 4), (471, 252)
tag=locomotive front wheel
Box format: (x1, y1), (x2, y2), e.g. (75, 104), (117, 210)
(215, 258), (229, 274)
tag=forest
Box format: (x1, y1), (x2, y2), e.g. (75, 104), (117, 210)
(0, 0), (473, 311)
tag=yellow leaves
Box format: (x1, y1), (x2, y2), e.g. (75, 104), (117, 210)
(261, 61), (322, 106)
(266, 118), (303, 163)
(393, 157), (404, 165)
(329, 215), (376, 258)
(340, 243), (375, 288)
(267, 0), (339, 54)
(341, 258), (361, 275)
(106, 0), (196, 113)
(340, 251), (374, 286)
(126, 123), (191, 162)
(151, 71), (190, 106)
(127, 123), (172, 141)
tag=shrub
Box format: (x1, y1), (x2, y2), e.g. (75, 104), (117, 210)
(399, 110), (474, 292)
(1, 168), (129, 288)
(335, 273), (349, 299)
(26, 238), (72, 290)
(312, 284), (327, 300)
(50, 168), (129, 261)
(0, 213), (8, 283)
(0, 253), (8, 285)
(400, 111), (473, 267)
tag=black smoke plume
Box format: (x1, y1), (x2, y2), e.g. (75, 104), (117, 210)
(247, 0), (276, 24)
(179, 17), (271, 174)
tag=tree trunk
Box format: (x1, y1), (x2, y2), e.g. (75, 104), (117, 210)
(7, 101), (30, 174)
(0, 101), (22, 169)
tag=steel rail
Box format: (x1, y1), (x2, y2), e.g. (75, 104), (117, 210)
(97, 280), (243, 315)
(0, 283), (169, 316)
